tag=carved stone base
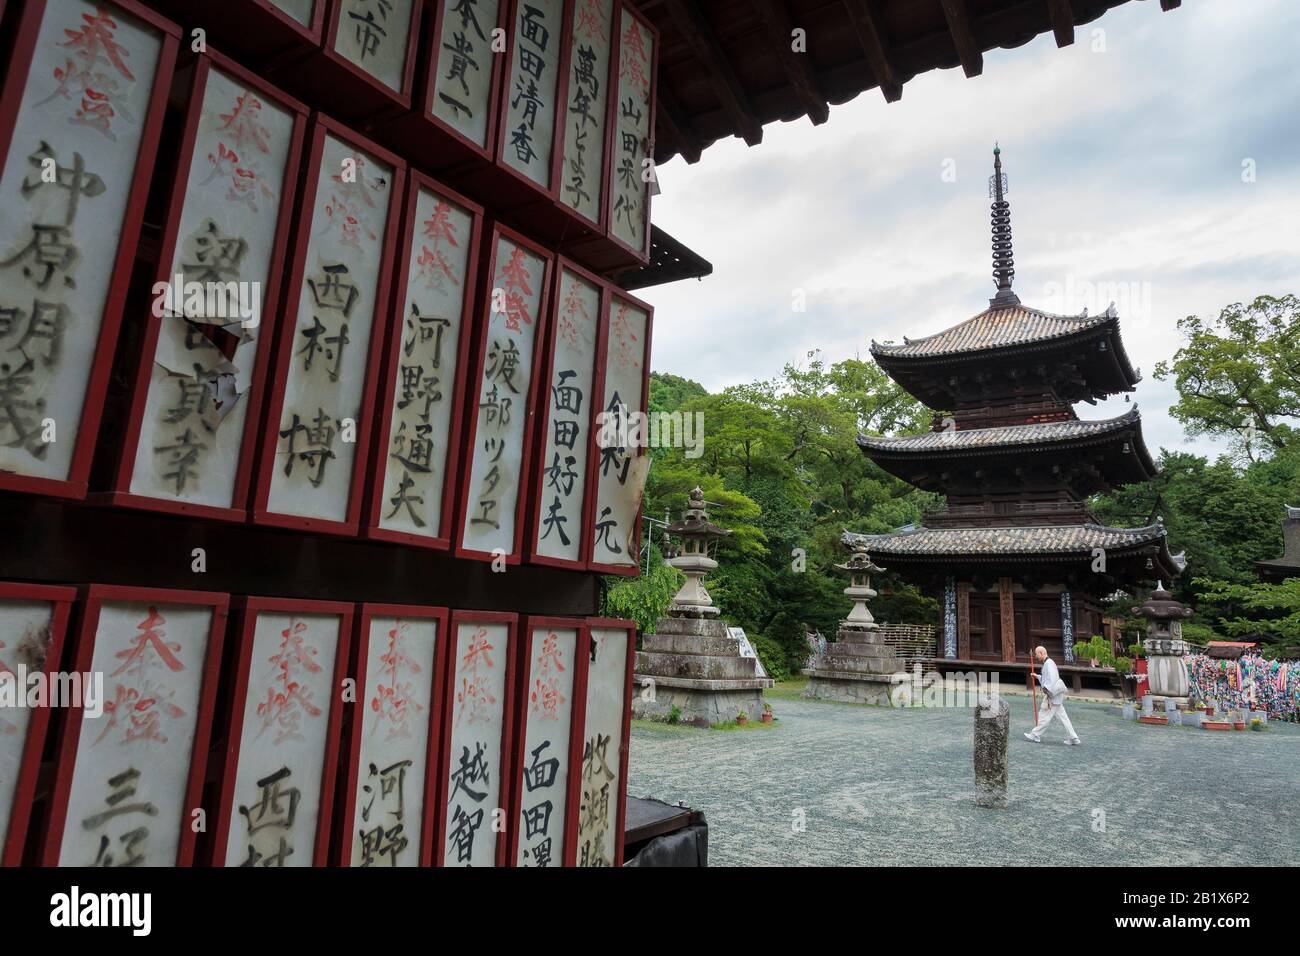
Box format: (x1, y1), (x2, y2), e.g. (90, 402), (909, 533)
(632, 613), (773, 725)
(800, 622), (903, 704)
(800, 671), (896, 705)
(630, 679), (767, 725)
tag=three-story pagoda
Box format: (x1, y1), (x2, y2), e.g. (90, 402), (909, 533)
(847, 147), (1184, 674)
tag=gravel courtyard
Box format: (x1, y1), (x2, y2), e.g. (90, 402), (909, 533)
(626, 689), (1300, 866)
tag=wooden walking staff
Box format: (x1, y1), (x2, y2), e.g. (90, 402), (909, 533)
(1028, 655), (1039, 720)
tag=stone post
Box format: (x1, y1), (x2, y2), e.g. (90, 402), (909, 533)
(974, 697), (1009, 809)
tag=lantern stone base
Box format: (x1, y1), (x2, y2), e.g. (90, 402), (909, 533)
(632, 615), (773, 724)
(800, 623), (903, 705)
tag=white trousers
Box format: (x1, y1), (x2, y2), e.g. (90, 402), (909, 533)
(1030, 697), (1079, 741)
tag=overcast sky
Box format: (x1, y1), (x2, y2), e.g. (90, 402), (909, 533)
(638, 0), (1300, 461)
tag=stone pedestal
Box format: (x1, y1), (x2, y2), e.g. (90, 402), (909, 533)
(1136, 583), (1194, 707)
(1145, 637), (1191, 700)
(632, 615), (773, 724)
(801, 623), (901, 705)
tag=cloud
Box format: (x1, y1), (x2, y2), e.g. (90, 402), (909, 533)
(639, 0), (1300, 463)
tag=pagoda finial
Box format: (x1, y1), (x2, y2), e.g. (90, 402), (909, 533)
(988, 144), (1019, 308)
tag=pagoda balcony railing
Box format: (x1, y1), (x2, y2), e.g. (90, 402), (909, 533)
(924, 500), (1092, 526)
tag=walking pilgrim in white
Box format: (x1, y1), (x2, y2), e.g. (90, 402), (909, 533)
(1024, 645), (1081, 745)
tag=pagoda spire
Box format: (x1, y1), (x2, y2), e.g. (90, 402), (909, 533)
(988, 144), (1019, 308)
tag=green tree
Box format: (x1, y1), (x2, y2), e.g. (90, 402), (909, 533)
(1154, 294), (1300, 459)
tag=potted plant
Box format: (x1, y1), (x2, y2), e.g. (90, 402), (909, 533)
(1232, 710), (1246, 731)
(1249, 717), (1265, 732)
(761, 702), (774, 724)
(735, 708), (748, 726)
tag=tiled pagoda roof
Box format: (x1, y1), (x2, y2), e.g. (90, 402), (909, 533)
(842, 522), (1182, 562)
(870, 303), (1120, 360)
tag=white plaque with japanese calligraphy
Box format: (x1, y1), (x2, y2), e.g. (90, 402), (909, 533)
(516, 624), (577, 867)
(58, 601), (215, 866)
(272, 0), (316, 26)
(378, 187), (474, 539)
(0, 1), (164, 482)
(578, 625), (628, 867)
(501, 0), (563, 188)
(350, 613), (440, 867)
(442, 620), (509, 866)
(591, 297), (648, 568)
(560, 0), (615, 222)
(332, 0), (415, 93)
(131, 67), (296, 509)
(609, 5), (652, 252)
(534, 269), (598, 563)
(266, 132), (393, 522)
(0, 599), (57, 859)
(224, 611), (341, 867)
(460, 235), (546, 557)
(430, 0), (502, 148)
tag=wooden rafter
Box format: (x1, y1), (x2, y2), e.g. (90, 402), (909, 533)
(841, 0), (902, 102)
(752, 0), (829, 124)
(938, 0), (983, 78)
(655, 81), (704, 164)
(1047, 0), (1075, 47)
(662, 0), (764, 146)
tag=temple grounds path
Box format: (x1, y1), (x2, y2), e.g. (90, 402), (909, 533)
(626, 683), (1300, 866)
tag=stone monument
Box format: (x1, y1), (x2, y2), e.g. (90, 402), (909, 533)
(1135, 581), (1194, 706)
(632, 488), (773, 724)
(974, 697), (1010, 809)
(802, 542), (903, 704)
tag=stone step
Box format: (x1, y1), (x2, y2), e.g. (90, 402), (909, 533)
(819, 654), (900, 676)
(641, 631), (741, 657)
(635, 650), (759, 681)
(825, 642), (894, 659)
(653, 616), (732, 640)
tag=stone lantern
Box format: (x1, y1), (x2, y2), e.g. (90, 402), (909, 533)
(663, 487), (730, 616)
(1135, 581), (1193, 703)
(837, 542), (884, 632)
(802, 541), (902, 704)
(631, 487), (771, 724)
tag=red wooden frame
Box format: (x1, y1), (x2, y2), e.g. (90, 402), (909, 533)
(550, 0), (620, 233)
(337, 602), (450, 866)
(41, 584), (230, 867)
(491, 0), (569, 204)
(251, 112), (407, 537)
(210, 595), (354, 867)
(0, 582), (76, 867)
(582, 615), (635, 866)
(524, 256), (608, 571)
(320, 0), (423, 114)
(506, 614), (589, 867)
(419, 0), (510, 162)
(102, 47), (309, 522)
(362, 171), (484, 550)
(433, 609), (518, 867)
(0, 0), (180, 500)
(585, 287), (654, 575)
(452, 221), (555, 564)
(603, 0), (657, 263)
(151, 0), (326, 57)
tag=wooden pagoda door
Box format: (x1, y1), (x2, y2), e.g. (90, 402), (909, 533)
(968, 598), (1000, 660)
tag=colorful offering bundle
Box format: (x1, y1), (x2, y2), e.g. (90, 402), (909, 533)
(1185, 654), (1300, 722)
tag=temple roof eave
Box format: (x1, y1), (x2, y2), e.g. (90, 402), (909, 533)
(855, 408), (1159, 481)
(840, 523), (1183, 579)
(870, 310), (1141, 394)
